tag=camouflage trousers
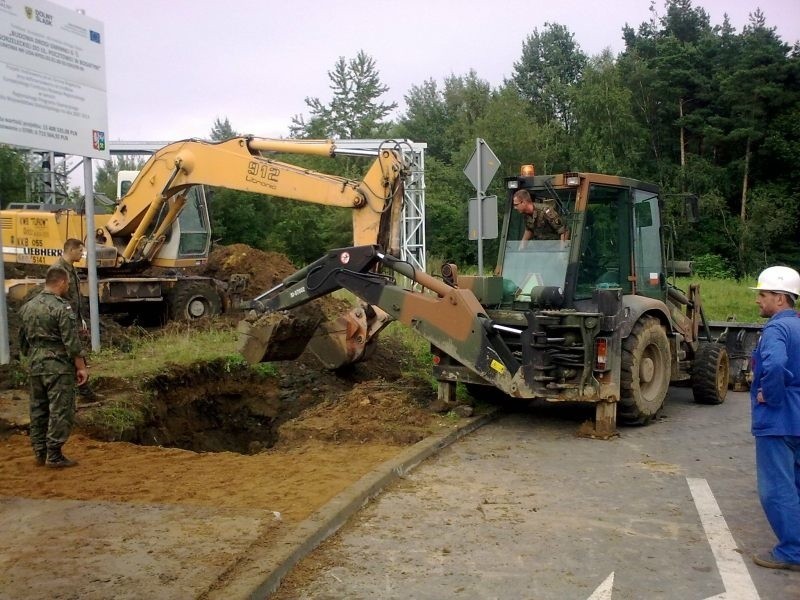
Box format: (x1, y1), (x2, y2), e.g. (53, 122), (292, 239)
(29, 372), (76, 457)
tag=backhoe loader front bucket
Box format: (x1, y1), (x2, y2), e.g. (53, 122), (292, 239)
(236, 309), (321, 363)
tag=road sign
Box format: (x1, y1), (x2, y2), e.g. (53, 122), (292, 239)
(464, 139), (500, 193)
(0, 0), (109, 159)
(468, 195), (498, 240)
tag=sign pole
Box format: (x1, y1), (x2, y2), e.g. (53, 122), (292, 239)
(464, 139), (500, 277)
(476, 139), (484, 276)
(0, 216), (8, 364)
(82, 159), (101, 351)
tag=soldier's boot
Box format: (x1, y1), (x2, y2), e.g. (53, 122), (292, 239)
(77, 383), (97, 402)
(34, 450), (46, 467)
(46, 448), (78, 469)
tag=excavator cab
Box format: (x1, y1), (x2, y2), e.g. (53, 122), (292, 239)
(148, 185), (212, 265)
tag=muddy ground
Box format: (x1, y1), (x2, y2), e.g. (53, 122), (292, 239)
(0, 244), (465, 598)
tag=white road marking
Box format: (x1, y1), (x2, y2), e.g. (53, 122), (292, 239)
(687, 478), (760, 600)
(587, 572), (614, 600)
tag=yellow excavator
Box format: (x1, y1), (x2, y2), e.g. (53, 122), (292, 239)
(2, 136), (410, 366)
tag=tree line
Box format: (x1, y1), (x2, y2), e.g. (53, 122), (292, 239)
(1, 0), (797, 277)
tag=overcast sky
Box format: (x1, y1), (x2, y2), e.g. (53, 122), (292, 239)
(53, 0), (800, 143)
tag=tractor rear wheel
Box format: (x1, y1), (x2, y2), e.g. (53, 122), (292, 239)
(619, 316), (671, 425)
(692, 343), (729, 405)
(167, 281), (222, 321)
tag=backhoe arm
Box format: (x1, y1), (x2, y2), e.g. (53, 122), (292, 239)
(237, 246), (519, 392)
(104, 137), (406, 266)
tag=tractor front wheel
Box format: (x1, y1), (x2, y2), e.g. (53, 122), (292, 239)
(619, 316), (671, 425)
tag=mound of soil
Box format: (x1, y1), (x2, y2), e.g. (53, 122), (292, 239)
(200, 243), (298, 296)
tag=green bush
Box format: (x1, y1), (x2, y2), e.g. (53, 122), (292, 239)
(692, 253), (735, 279)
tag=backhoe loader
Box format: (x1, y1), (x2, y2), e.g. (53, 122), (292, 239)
(239, 167), (757, 435)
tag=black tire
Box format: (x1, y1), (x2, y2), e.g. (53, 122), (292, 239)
(692, 343), (729, 405)
(167, 282), (222, 321)
(619, 316), (671, 425)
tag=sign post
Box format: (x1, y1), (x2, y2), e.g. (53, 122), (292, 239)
(463, 139), (500, 276)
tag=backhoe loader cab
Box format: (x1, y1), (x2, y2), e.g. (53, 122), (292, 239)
(497, 172), (665, 308)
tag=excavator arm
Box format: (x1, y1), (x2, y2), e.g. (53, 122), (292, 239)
(103, 137), (407, 268)
(237, 245), (520, 390)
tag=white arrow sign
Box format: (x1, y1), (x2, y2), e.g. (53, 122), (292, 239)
(687, 478), (760, 600)
(587, 572), (614, 599)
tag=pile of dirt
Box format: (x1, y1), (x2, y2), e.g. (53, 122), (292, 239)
(197, 243), (355, 325)
(276, 379), (439, 446)
(199, 243), (298, 296)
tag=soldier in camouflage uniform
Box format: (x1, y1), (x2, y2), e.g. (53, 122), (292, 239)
(512, 189), (568, 243)
(54, 238), (85, 327)
(54, 238), (95, 400)
(19, 266), (88, 468)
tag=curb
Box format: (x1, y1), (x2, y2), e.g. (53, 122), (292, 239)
(204, 409), (498, 600)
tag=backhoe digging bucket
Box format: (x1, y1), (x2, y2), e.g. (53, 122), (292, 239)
(305, 307), (381, 370)
(236, 309), (322, 363)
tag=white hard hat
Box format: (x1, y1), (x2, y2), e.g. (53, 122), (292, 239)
(751, 265), (800, 297)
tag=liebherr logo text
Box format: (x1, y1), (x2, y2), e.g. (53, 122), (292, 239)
(289, 287), (306, 299)
(246, 161), (280, 190)
(23, 247), (60, 257)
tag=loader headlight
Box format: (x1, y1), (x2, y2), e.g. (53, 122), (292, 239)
(507, 180), (520, 190)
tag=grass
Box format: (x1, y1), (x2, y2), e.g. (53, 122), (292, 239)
(380, 321), (437, 388)
(80, 394), (153, 438)
(673, 276), (763, 323)
(91, 327), (239, 380)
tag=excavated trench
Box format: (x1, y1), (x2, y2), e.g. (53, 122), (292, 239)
(84, 358), (337, 454)
(137, 374), (285, 454)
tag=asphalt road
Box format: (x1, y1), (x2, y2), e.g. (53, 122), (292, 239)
(278, 388), (799, 600)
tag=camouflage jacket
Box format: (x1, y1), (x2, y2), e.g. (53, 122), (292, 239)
(18, 291), (84, 375)
(524, 203), (567, 240)
(54, 256), (83, 317)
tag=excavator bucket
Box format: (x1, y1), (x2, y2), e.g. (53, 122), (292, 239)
(236, 308), (322, 363)
(237, 302), (390, 368)
(304, 307), (380, 370)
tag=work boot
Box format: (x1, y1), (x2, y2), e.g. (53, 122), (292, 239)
(77, 383), (97, 402)
(752, 550), (800, 571)
(34, 452), (46, 467)
(46, 451), (78, 469)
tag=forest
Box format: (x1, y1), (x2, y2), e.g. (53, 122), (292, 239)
(1, 0), (798, 277)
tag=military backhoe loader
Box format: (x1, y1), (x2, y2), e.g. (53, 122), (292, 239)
(239, 167), (755, 435)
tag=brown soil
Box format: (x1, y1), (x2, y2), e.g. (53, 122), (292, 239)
(0, 243), (463, 598)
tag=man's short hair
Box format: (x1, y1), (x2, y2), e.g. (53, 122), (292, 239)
(63, 238), (84, 252)
(45, 266), (69, 285)
(513, 189), (533, 204)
